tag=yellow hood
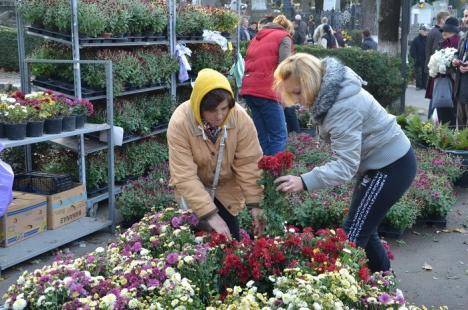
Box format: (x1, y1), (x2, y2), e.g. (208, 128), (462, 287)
(190, 69), (234, 125)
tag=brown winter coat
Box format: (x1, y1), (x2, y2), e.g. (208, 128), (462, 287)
(167, 100), (263, 219)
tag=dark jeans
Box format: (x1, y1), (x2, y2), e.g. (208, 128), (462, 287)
(214, 198), (240, 240)
(284, 106), (300, 133)
(415, 65), (427, 89)
(244, 95), (287, 155)
(344, 148), (417, 272)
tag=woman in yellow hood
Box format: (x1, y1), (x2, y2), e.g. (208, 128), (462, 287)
(167, 69), (264, 240)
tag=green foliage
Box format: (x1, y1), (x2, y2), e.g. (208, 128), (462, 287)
(96, 93), (174, 135)
(260, 172), (290, 236)
(191, 44), (234, 75)
(107, 10), (130, 34)
(78, 3), (106, 37)
(0, 26), (43, 71)
(31, 45), (178, 95)
(296, 45), (404, 107)
(382, 194), (420, 230)
(30, 43), (73, 81)
(127, 2), (151, 34)
(148, 6), (167, 34)
(176, 8), (214, 35)
(117, 163), (175, 223)
(398, 114), (468, 150)
(410, 170), (457, 218)
(18, 0), (47, 26)
(212, 9), (239, 33)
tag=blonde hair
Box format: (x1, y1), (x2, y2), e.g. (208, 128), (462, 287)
(273, 15), (294, 35)
(274, 53), (324, 107)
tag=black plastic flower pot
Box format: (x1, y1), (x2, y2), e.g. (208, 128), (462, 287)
(75, 115), (86, 129)
(62, 115), (76, 132)
(26, 120), (44, 137)
(5, 123), (27, 140)
(0, 122), (5, 139)
(44, 117), (63, 134)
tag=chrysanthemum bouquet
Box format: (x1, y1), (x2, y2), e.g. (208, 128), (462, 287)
(427, 48), (457, 77)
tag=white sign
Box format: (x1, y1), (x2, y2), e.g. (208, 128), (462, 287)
(324, 0), (339, 11)
(252, 0), (267, 11)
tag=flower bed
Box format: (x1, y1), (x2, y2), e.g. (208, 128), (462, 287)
(4, 208), (416, 309)
(240, 133), (461, 235)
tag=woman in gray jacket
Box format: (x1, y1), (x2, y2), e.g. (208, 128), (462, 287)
(273, 53), (416, 272)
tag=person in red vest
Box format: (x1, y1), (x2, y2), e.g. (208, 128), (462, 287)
(240, 15), (294, 155)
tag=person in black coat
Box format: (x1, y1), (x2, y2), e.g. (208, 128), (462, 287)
(410, 25), (428, 90)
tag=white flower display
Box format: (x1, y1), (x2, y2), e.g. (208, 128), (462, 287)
(427, 48), (458, 77)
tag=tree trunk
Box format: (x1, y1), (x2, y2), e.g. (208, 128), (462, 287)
(361, 0), (378, 35)
(301, 0), (311, 15)
(378, 0), (401, 55)
(315, 0), (323, 12)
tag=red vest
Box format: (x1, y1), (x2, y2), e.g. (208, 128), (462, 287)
(240, 28), (289, 101)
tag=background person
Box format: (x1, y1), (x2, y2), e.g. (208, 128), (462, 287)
(240, 15), (295, 155)
(410, 25), (428, 90)
(313, 16), (331, 43)
(361, 29), (377, 50)
(168, 69), (264, 240)
(425, 11), (450, 119)
(452, 9), (468, 127)
(320, 24), (338, 48)
(273, 53), (416, 272)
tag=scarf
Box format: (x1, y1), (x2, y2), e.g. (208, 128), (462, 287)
(202, 121), (221, 143)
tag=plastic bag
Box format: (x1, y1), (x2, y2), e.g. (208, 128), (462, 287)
(0, 143), (14, 216)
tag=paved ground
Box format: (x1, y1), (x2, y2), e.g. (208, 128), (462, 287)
(0, 82), (466, 308)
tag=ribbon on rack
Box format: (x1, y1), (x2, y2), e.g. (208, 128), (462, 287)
(175, 44), (192, 83)
(203, 30), (228, 51)
(229, 51), (245, 89)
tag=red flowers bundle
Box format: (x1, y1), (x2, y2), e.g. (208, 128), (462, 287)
(217, 227), (368, 293)
(257, 151), (295, 236)
(258, 151), (294, 177)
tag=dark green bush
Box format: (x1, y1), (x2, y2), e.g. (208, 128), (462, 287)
(117, 163), (175, 224)
(0, 26), (43, 71)
(296, 45), (404, 107)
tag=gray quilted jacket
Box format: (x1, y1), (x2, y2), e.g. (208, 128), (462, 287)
(301, 58), (411, 191)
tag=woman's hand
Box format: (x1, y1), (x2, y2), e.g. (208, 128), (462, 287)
(452, 58), (461, 67)
(206, 213), (232, 240)
(274, 175), (304, 193)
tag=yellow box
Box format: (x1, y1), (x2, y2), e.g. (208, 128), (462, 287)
(0, 192), (47, 247)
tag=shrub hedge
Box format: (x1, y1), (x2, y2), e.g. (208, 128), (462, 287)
(296, 45), (404, 107)
(0, 26), (43, 71)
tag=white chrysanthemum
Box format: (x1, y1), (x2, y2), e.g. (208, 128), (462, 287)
(12, 298), (27, 310)
(128, 298), (139, 309)
(140, 248), (150, 256)
(36, 296), (46, 306)
(101, 293), (117, 307)
(95, 247), (105, 253)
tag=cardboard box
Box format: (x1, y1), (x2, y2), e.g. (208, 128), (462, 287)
(47, 184), (86, 229)
(0, 192), (47, 247)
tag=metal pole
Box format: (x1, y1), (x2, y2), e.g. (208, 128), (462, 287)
(400, 0), (410, 114)
(78, 133), (86, 188)
(70, 0), (82, 99)
(169, 0), (176, 103)
(15, 0), (28, 92)
(105, 61), (115, 232)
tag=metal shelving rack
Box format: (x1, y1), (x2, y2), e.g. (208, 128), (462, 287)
(1, 0), (241, 271)
(0, 59), (115, 272)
